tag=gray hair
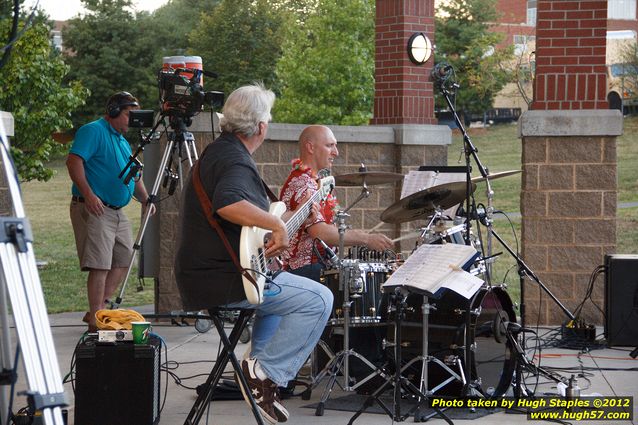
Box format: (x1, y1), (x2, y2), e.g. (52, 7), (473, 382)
(220, 83), (275, 137)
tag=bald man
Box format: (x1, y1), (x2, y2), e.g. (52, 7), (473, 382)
(279, 125), (393, 281)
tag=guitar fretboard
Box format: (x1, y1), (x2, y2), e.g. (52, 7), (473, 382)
(286, 189), (325, 238)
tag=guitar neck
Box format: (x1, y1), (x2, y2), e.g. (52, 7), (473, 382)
(285, 189), (324, 238)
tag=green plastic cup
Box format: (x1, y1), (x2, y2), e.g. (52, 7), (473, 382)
(131, 321), (151, 344)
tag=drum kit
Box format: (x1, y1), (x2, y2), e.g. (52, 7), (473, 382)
(306, 166), (564, 422)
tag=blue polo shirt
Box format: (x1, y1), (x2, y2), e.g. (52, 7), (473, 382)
(69, 118), (135, 207)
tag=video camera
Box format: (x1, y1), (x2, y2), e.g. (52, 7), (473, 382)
(158, 67), (224, 119)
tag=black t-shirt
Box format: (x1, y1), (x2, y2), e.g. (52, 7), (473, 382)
(174, 132), (269, 310)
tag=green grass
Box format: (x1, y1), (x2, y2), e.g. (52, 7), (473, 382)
(21, 159), (155, 313)
(19, 116), (638, 313)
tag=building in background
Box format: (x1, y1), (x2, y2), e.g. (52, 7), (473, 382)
(490, 0), (638, 114)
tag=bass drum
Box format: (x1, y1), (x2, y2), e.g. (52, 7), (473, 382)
(384, 286), (517, 398)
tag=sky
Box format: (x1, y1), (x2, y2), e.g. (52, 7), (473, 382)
(22, 0), (170, 21)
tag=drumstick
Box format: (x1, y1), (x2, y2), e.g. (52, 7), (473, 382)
(369, 221), (385, 232)
(391, 233), (419, 243)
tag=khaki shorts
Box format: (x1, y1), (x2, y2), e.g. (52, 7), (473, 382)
(70, 199), (133, 271)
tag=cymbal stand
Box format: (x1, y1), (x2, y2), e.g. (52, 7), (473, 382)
(348, 288), (453, 424)
(112, 114), (199, 308)
(0, 121), (67, 425)
(313, 183), (389, 416)
(417, 208), (448, 246)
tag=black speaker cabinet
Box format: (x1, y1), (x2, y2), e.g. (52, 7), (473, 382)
(74, 336), (161, 425)
(605, 254), (638, 347)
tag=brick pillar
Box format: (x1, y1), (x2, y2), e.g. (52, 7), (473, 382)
(519, 0), (621, 326)
(372, 0), (435, 124)
(0, 112), (14, 216)
(532, 0), (608, 110)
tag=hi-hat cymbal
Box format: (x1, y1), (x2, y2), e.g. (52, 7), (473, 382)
(471, 170), (521, 183)
(381, 181), (476, 223)
(334, 171), (404, 186)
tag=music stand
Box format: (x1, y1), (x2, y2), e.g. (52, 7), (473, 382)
(347, 287), (453, 425)
(348, 243), (483, 424)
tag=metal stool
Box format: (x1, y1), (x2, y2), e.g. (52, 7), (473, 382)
(184, 308), (265, 425)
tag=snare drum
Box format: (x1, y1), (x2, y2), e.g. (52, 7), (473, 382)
(320, 260), (391, 326)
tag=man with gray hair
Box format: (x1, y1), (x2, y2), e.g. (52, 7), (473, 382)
(175, 84), (332, 424)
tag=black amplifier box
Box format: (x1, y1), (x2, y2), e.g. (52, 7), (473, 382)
(605, 254), (638, 347)
(74, 336), (161, 425)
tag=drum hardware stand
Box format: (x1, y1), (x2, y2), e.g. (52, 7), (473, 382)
(348, 288), (453, 424)
(112, 114), (199, 309)
(487, 227), (573, 397)
(417, 208), (447, 245)
(405, 295), (467, 422)
(0, 122), (67, 425)
(312, 184), (386, 416)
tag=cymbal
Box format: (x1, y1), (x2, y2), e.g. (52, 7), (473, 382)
(471, 170), (521, 183)
(334, 171), (404, 186)
(381, 181), (476, 223)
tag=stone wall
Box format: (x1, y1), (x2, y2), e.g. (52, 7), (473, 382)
(519, 110), (622, 325)
(155, 115), (451, 313)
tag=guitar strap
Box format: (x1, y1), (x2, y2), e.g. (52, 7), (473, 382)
(261, 179), (279, 202)
(191, 160), (260, 296)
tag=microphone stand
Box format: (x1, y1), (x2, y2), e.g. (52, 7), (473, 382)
(487, 226), (573, 396)
(433, 75), (489, 245)
(433, 71), (493, 397)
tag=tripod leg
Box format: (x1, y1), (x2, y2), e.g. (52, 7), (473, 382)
(113, 138), (176, 306)
(0, 282), (13, 425)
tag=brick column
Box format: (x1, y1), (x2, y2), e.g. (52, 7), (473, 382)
(0, 112), (14, 216)
(532, 0), (608, 110)
(372, 0), (435, 124)
(520, 0), (621, 325)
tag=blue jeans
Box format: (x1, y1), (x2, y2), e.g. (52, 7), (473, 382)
(226, 271), (333, 387)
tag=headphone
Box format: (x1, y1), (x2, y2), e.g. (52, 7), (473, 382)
(106, 91), (139, 118)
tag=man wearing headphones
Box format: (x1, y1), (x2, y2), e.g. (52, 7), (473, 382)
(66, 91), (154, 332)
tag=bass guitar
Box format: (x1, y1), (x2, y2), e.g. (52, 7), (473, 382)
(239, 176), (335, 304)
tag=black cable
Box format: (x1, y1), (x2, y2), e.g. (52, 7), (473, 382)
(493, 210), (520, 256)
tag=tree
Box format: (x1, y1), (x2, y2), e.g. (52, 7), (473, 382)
(0, 16), (88, 181)
(188, 0), (287, 99)
(147, 0), (220, 59)
(62, 0), (157, 125)
(434, 0), (513, 116)
(273, 0), (374, 125)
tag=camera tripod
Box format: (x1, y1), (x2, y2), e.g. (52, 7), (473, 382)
(0, 120), (67, 424)
(112, 114), (199, 308)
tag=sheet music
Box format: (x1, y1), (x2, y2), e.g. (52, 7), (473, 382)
(401, 170), (466, 217)
(382, 243), (483, 299)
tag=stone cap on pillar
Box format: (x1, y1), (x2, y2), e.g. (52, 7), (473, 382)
(0, 111), (14, 137)
(391, 124), (451, 146)
(519, 110), (623, 138)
